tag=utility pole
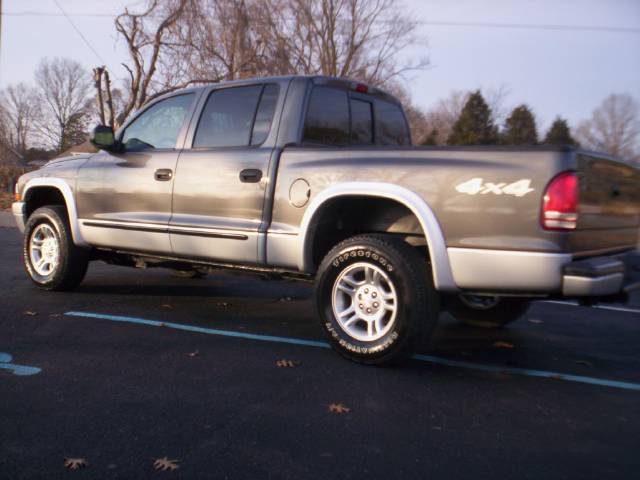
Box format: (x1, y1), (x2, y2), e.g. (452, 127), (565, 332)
(0, 0), (3, 82)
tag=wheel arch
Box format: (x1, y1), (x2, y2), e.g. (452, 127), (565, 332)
(299, 182), (457, 291)
(22, 178), (88, 247)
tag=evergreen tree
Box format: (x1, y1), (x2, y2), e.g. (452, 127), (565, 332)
(544, 117), (577, 145)
(421, 128), (438, 146)
(447, 91), (498, 145)
(503, 105), (538, 144)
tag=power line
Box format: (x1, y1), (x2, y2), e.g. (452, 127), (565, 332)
(417, 20), (640, 35)
(51, 0), (107, 64)
(2, 9), (639, 35)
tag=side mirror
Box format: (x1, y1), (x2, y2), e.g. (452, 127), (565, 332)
(90, 125), (122, 152)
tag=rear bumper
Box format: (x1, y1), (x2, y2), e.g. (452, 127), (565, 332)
(447, 247), (637, 298)
(562, 254), (636, 297)
(11, 202), (25, 233)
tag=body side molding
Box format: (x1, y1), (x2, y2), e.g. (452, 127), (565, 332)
(22, 177), (88, 247)
(298, 182), (458, 291)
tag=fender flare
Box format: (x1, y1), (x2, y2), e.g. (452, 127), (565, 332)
(298, 182), (458, 291)
(22, 177), (88, 247)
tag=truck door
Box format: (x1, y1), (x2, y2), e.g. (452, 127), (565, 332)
(76, 93), (199, 254)
(169, 83), (281, 264)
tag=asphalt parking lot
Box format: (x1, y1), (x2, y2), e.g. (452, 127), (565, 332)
(1, 219), (639, 479)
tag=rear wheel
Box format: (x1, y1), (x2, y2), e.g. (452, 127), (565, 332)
(23, 206), (89, 291)
(446, 295), (530, 328)
(314, 234), (439, 365)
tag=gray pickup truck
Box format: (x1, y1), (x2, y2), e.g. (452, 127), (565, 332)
(12, 75), (640, 364)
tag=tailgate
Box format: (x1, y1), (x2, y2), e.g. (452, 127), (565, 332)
(572, 153), (640, 254)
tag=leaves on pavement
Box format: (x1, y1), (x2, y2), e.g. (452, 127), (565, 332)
(493, 341), (515, 349)
(153, 457), (180, 472)
(64, 458), (88, 470)
(276, 359), (300, 368)
(328, 403), (350, 414)
(575, 359), (593, 367)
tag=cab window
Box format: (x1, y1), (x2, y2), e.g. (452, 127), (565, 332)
(302, 87), (350, 146)
(193, 84), (279, 148)
(375, 100), (410, 146)
(121, 94), (195, 150)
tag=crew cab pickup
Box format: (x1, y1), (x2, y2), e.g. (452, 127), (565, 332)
(12, 76), (640, 364)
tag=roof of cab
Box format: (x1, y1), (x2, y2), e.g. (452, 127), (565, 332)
(166, 75), (401, 105)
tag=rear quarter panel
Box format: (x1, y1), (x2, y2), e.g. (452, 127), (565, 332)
(272, 147), (576, 253)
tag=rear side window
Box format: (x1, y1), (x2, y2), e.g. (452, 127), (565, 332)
(375, 100), (410, 146)
(350, 98), (373, 145)
(303, 87), (349, 146)
(193, 84), (278, 148)
(251, 84), (279, 145)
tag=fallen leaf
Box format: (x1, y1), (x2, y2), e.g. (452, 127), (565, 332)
(493, 341), (515, 349)
(528, 318), (543, 324)
(188, 350), (199, 357)
(23, 311), (38, 316)
(161, 304), (174, 310)
(276, 359), (300, 368)
(575, 360), (593, 367)
(64, 458), (88, 470)
(153, 457), (180, 472)
(328, 403), (350, 414)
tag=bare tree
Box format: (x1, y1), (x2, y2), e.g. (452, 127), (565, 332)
(576, 93), (640, 163)
(115, 0), (226, 121)
(34, 58), (93, 152)
(259, 0), (428, 86)
(108, 0), (428, 126)
(0, 83), (38, 154)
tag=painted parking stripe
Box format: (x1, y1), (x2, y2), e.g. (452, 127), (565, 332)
(0, 352), (42, 376)
(64, 311), (640, 392)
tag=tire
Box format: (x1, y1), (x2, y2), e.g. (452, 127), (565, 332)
(446, 295), (530, 328)
(23, 206), (89, 291)
(314, 234), (439, 365)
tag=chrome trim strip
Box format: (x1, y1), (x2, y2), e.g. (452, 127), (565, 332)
(299, 182), (457, 291)
(81, 219), (248, 240)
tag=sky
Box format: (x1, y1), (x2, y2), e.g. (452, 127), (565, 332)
(0, 0), (638, 132)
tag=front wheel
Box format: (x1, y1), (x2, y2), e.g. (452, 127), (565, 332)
(446, 295), (530, 328)
(314, 234), (439, 365)
(23, 206), (89, 291)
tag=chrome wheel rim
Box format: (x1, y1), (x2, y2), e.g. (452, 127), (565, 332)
(29, 224), (59, 276)
(459, 294), (500, 310)
(331, 262), (398, 342)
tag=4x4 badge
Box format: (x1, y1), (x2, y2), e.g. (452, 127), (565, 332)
(455, 178), (534, 197)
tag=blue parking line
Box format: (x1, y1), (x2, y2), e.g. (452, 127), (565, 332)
(64, 311), (640, 392)
(0, 352), (42, 376)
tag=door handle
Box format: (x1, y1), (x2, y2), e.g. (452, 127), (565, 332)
(154, 169), (173, 181)
(239, 169), (263, 183)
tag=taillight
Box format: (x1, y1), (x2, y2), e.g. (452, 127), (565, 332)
(541, 171), (578, 230)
